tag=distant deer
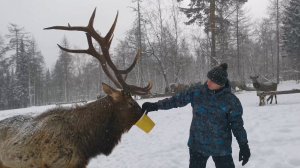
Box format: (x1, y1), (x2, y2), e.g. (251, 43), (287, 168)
(250, 75), (278, 104)
(0, 9), (152, 168)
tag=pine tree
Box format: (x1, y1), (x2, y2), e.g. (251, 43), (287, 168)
(52, 37), (73, 103)
(6, 24), (28, 63)
(44, 69), (51, 103)
(14, 39), (30, 108)
(52, 58), (65, 103)
(27, 38), (45, 106)
(177, 0), (248, 67)
(0, 35), (9, 109)
(282, 0), (300, 74)
(5, 24), (30, 109)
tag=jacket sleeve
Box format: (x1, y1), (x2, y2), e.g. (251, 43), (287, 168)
(156, 87), (194, 110)
(228, 95), (248, 146)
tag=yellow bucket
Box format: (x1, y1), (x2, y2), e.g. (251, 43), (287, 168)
(135, 114), (155, 133)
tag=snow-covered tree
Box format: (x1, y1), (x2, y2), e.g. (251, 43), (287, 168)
(0, 34), (10, 109)
(177, 0), (248, 67)
(13, 39), (30, 108)
(51, 37), (73, 103)
(27, 38), (45, 106)
(282, 0), (300, 79)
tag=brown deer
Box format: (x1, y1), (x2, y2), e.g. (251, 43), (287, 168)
(0, 9), (152, 168)
(250, 75), (278, 105)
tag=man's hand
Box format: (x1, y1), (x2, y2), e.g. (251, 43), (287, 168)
(142, 102), (158, 114)
(239, 143), (251, 166)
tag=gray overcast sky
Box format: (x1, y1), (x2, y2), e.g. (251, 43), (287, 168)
(0, 0), (270, 69)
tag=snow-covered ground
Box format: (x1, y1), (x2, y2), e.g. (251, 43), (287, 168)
(0, 81), (300, 168)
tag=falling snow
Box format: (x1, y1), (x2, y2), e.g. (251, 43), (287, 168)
(0, 81), (300, 168)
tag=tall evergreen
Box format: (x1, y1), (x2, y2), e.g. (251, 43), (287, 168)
(52, 57), (65, 103)
(6, 24), (27, 63)
(52, 37), (73, 103)
(44, 69), (51, 103)
(27, 38), (45, 106)
(0, 35), (9, 109)
(282, 0), (300, 71)
(14, 39), (30, 108)
(177, 0), (248, 67)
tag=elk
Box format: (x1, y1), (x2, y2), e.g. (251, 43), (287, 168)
(0, 9), (152, 168)
(250, 75), (278, 104)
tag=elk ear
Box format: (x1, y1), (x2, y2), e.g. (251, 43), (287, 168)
(102, 83), (121, 102)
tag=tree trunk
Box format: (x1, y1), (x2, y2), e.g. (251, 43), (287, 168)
(210, 0), (217, 67)
(276, 0), (280, 83)
(137, 0), (145, 87)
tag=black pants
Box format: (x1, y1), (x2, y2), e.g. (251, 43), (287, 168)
(189, 149), (235, 168)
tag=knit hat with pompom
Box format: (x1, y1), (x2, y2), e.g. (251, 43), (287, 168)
(207, 63), (228, 86)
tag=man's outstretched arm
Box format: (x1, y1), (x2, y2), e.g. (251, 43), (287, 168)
(142, 87), (195, 113)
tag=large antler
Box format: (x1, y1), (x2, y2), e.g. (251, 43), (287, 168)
(44, 8), (152, 95)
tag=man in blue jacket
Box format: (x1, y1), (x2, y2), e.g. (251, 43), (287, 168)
(142, 63), (250, 168)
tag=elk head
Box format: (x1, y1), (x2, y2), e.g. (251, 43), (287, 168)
(249, 75), (259, 82)
(102, 83), (144, 130)
(250, 75), (260, 89)
(44, 8), (152, 126)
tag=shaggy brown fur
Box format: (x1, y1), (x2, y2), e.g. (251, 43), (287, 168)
(0, 84), (143, 168)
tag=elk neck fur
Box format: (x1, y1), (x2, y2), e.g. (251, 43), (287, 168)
(40, 96), (128, 159)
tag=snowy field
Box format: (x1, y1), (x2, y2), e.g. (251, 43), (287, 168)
(0, 81), (300, 168)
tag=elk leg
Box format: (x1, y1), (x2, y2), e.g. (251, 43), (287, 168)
(275, 94), (277, 104)
(270, 95), (273, 104)
(270, 94), (274, 104)
(266, 95), (273, 104)
(259, 95), (265, 106)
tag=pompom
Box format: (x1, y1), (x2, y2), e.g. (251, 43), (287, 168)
(220, 63), (228, 71)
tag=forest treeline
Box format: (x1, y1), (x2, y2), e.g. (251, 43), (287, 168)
(0, 0), (299, 110)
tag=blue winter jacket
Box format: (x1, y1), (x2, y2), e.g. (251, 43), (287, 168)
(156, 82), (248, 156)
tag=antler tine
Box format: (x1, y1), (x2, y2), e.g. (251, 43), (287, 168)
(44, 8), (104, 45)
(118, 50), (141, 74)
(56, 44), (89, 54)
(100, 63), (123, 89)
(105, 12), (118, 46)
(100, 47), (150, 94)
(44, 26), (88, 32)
(100, 47), (152, 95)
(54, 34), (94, 56)
(127, 81), (153, 95)
(88, 8), (97, 29)
(105, 37), (141, 75)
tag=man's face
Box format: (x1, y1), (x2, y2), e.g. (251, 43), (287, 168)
(207, 79), (222, 90)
